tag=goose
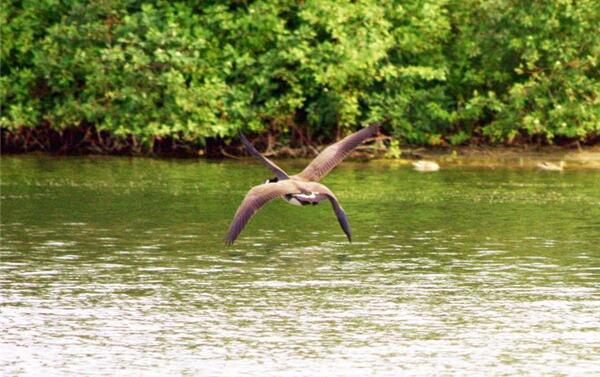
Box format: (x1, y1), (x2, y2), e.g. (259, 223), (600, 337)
(225, 124), (379, 244)
(412, 160), (440, 172)
(536, 161), (565, 171)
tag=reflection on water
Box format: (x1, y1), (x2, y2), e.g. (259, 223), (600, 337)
(1, 156), (600, 376)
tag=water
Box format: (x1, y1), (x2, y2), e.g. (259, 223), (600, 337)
(1, 155), (599, 376)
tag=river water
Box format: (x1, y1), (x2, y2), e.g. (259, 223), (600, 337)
(1, 156), (599, 376)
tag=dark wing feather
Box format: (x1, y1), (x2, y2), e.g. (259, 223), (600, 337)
(327, 195), (352, 242)
(307, 182), (352, 242)
(239, 132), (289, 180)
(295, 123), (379, 182)
(225, 181), (293, 245)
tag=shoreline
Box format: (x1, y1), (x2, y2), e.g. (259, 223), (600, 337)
(396, 145), (600, 170)
(3, 145), (600, 170)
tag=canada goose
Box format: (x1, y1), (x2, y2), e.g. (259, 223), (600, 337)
(537, 161), (565, 171)
(225, 124), (379, 244)
(412, 160), (440, 172)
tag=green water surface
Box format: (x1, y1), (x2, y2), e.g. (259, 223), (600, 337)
(1, 156), (599, 376)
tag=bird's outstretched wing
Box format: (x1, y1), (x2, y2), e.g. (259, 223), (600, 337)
(239, 132), (289, 180)
(225, 181), (294, 245)
(295, 123), (379, 182)
(305, 182), (352, 242)
(324, 193), (352, 242)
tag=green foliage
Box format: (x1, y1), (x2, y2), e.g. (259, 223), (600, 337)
(2, 0), (599, 146)
(448, 0), (600, 142)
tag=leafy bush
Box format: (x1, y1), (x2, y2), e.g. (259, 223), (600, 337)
(1, 0), (598, 147)
(448, 0), (600, 143)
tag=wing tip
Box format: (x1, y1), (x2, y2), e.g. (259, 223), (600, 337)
(223, 235), (236, 246)
(239, 131), (250, 145)
(366, 122), (380, 134)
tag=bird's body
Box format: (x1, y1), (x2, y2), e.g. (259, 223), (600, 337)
(225, 124), (379, 244)
(412, 160), (440, 172)
(537, 161), (565, 171)
(261, 177), (321, 206)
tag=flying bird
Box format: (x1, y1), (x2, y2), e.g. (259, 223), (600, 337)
(225, 124), (379, 244)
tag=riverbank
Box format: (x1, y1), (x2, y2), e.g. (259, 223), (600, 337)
(398, 145), (600, 170)
(2, 126), (598, 165)
(3, 141), (600, 171)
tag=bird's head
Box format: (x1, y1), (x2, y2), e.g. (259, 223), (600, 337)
(264, 176), (279, 184)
